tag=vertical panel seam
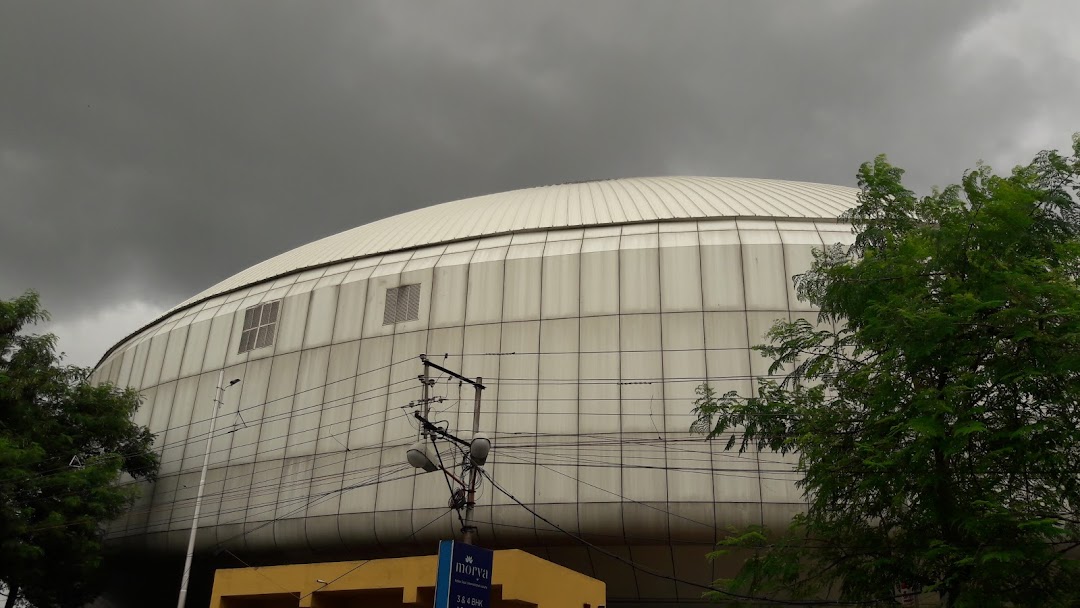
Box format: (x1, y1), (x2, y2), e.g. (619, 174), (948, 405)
(454, 248), (473, 542)
(370, 273), (404, 551)
(212, 305), (252, 539)
(336, 329), (367, 548)
(654, 228), (676, 601)
(130, 328), (182, 533)
(696, 223), (720, 597)
(736, 223), (766, 528)
(237, 357), (274, 540)
(575, 235), (595, 578)
(533, 245), (544, 532)
(492, 237), (510, 544)
(270, 299), (311, 551)
(304, 282), (345, 552)
(613, 228), (641, 599)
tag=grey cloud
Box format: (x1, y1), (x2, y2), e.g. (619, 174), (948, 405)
(1, 0), (1077, 364)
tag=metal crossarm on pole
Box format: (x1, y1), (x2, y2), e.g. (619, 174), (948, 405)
(420, 354), (485, 390)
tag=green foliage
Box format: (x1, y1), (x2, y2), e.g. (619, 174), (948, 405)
(0, 291), (159, 608)
(693, 135), (1080, 607)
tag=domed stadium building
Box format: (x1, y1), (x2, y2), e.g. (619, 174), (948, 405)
(92, 177), (856, 607)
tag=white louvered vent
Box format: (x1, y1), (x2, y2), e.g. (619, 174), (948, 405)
(238, 300), (281, 353)
(383, 284), (421, 325)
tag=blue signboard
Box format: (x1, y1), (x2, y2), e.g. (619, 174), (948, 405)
(434, 540), (494, 608)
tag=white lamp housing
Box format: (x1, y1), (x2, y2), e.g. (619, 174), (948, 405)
(406, 441), (438, 472)
(469, 434), (491, 467)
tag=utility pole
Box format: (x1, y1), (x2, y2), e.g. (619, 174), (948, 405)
(419, 355), (431, 438)
(461, 376), (483, 544)
(176, 372), (240, 608)
(407, 356), (489, 545)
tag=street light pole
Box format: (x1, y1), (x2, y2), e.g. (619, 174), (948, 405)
(176, 371), (239, 608)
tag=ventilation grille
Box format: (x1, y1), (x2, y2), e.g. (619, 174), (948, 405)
(383, 284), (421, 325)
(238, 300), (280, 353)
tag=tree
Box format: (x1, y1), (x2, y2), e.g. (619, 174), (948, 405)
(0, 291), (159, 608)
(692, 136), (1080, 607)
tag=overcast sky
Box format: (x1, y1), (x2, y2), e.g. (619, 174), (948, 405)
(2, 0), (1078, 367)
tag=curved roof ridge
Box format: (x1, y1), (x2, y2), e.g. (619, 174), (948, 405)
(174, 176), (856, 308)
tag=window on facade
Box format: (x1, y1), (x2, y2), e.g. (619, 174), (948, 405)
(238, 300), (281, 353)
(383, 284), (421, 325)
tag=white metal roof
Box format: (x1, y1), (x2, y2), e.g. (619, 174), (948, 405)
(179, 176), (856, 307)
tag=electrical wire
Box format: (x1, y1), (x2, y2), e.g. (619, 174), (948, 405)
(479, 468), (877, 606)
(40, 397), (788, 498)
(29, 407), (429, 503)
(93, 339), (850, 458)
(121, 426), (778, 534)
(111, 459), (416, 530)
(19, 365), (788, 485)
(106, 363), (805, 472)
(295, 505), (456, 601)
(34, 427), (804, 507)
(494, 449), (718, 532)
(25, 462), (416, 536)
(467, 516), (685, 545)
(14, 379), (424, 489)
(43, 400), (508, 517)
(220, 548), (302, 600)
(113, 451), (799, 535)
(29, 442), (794, 516)
(210, 465), (416, 549)
(430, 435), (467, 530)
(436, 346), (796, 357)
(28, 355), (428, 476)
(20, 352), (818, 514)
(19, 373), (421, 482)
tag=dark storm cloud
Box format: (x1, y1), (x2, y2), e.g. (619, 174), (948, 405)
(1, 0), (1077, 365)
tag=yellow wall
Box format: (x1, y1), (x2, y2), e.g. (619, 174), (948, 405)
(209, 549), (606, 608)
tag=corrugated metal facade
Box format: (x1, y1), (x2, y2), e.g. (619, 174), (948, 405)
(92, 178), (857, 606)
